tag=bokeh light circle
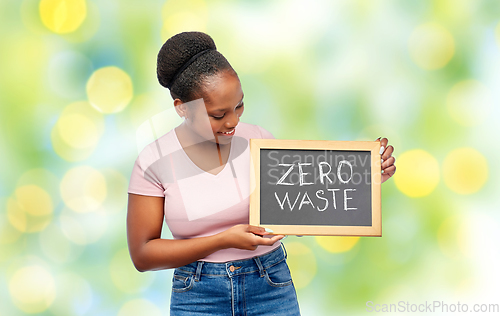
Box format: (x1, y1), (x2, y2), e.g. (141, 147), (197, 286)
(51, 101), (104, 161)
(110, 248), (155, 293)
(17, 169), (61, 206)
(57, 113), (100, 148)
(446, 80), (492, 127)
(86, 66), (133, 114)
(161, 0), (208, 41)
(408, 22), (455, 70)
(16, 185), (52, 217)
(9, 265), (56, 313)
(7, 185), (53, 233)
(60, 166), (107, 213)
(394, 149), (440, 197)
(443, 147), (488, 194)
(118, 299), (162, 316)
(285, 242), (317, 289)
(39, 0), (87, 34)
(315, 236), (360, 253)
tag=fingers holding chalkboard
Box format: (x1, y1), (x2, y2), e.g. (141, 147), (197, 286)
(378, 137), (396, 183)
(382, 156), (395, 169)
(248, 225), (285, 245)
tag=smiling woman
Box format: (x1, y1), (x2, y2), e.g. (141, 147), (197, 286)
(126, 32), (300, 316)
(126, 31), (396, 316)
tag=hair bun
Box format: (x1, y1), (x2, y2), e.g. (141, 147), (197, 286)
(157, 32), (217, 89)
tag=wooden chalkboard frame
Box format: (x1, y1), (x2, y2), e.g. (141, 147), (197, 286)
(249, 139), (382, 236)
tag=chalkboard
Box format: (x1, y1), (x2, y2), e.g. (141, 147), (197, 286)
(249, 139), (382, 236)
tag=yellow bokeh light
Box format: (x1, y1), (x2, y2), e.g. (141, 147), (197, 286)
(60, 166), (107, 213)
(86, 66), (133, 114)
(110, 249), (155, 293)
(39, 0), (87, 34)
(443, 148), (488, 194)
(60, 0), (100, 43)
(161, 0), (207, 41)
(315, 236), (360, 253)
(16, 185), (53, 216)
(7, 185), (53, 233)
(57, 113), (100, 149)
(17, 168), (61, 206)
(51, 127), (92, 162)
(394, 149), (440, 197)
(446, 80), (492, 127)
(9, 266), (56, 314)
(51, 101), (104, 162)
(161, 12), (207, 42)
(285, 242), (317, 289)
(118, 299), (162, 316)
(408, 22), (455, 70)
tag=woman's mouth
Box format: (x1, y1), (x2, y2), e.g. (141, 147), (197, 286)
(217, 129), (235, 136)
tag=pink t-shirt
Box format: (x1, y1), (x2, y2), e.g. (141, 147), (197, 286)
(128, 122), (281, 262)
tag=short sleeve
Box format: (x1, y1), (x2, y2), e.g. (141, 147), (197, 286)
(257, 125), (275, 139)
(128, 148), (165, 197)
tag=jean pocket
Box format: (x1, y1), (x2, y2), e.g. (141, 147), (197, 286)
(264, 261), (293, 287)
(172, 270), (194, 293)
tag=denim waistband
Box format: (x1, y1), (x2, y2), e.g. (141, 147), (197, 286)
(175, 245), (287, 280)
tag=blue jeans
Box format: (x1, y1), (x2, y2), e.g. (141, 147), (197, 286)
(170, 245), (301, 316)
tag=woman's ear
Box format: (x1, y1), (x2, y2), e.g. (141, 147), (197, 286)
(174, 99), (187, 119)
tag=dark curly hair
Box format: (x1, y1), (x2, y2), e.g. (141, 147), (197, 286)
(157, 31), (236, 102)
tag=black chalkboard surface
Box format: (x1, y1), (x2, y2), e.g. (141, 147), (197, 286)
(249, 139), (382, 236)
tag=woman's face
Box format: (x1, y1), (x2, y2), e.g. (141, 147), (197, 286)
(182, 71), (244, 145)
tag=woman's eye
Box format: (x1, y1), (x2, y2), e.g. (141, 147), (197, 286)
(211, 103), (243, 119)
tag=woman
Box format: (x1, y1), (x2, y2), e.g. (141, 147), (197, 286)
(127, 31), (396, 315)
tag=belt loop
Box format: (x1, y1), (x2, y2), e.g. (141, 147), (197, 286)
(194, 261), (204, 282)
(253, 257), (265, 277)
(281, 243), (288, 260)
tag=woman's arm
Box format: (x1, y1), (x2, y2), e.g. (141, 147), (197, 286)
(127, 193), (283, 272)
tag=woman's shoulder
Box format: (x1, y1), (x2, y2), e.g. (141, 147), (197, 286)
(133, 129), (178, 170)
(236, 122), (275, 139)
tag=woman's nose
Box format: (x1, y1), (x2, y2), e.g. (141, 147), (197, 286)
(225, 111), (239, 128)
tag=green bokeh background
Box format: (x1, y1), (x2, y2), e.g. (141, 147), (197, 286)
(1, 0), (499, 315)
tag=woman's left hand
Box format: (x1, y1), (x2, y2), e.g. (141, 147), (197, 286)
(377, 137), (396, 183)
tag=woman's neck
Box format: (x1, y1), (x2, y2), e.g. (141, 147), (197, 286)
(175, 123), (231, 166)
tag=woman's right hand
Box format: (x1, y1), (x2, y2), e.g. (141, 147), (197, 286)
(218, 224), (284, 251)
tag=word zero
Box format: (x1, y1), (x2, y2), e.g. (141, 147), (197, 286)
(273, 161), (357, 211)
